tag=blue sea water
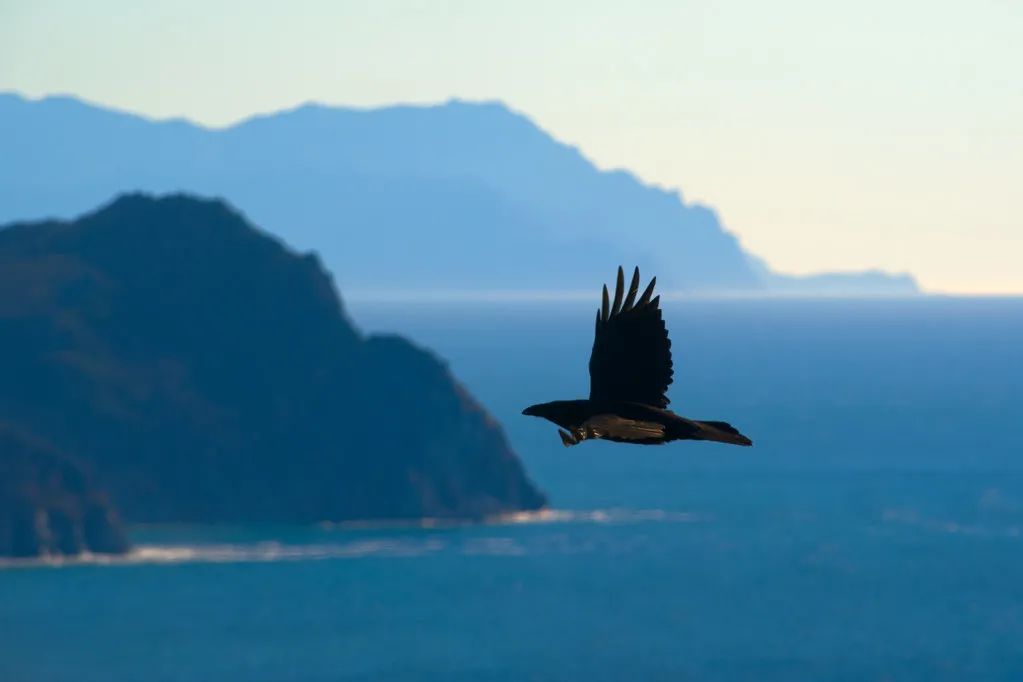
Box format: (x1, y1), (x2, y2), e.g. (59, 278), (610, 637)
(2, 298), (1023, 681)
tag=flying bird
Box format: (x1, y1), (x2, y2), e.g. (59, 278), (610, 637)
(522, 266), (752, 447)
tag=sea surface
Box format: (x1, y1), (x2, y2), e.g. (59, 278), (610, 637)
(3, 298), (1023, 681)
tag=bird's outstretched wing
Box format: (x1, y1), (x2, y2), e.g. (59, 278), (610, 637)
(588, 266), (674, 408)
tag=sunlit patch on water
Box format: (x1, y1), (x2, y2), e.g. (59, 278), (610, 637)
(493, 507), (701, 525)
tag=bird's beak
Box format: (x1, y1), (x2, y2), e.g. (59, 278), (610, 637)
(522, 405), (538, 416)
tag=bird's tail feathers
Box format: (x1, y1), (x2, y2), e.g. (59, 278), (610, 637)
(694, 420), (753, 447)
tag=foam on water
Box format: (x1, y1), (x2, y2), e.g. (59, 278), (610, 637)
(0, 507), (700, 569)
(881, 508), (1023, 538)
(492, 507), (700, 525)
(0, 538), (448, 569)
(317, 506), (702, 530)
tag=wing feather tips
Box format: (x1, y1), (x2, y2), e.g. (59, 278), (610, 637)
(637, 277), (657, 307)
(610, 266), (625, 315)
(622, 267), (640, 311)
(604, 267), (660, 317)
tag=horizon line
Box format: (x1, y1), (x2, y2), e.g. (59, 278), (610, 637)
(341, 290), (1023, 304)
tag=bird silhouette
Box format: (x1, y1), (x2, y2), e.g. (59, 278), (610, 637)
(522, 266), (753, 447)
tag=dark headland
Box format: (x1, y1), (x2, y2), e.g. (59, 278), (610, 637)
(0, 193), (546, 558)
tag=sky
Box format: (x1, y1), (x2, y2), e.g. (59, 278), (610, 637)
(2, 0), (1020, 294)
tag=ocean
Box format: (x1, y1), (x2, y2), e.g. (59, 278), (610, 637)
(3, 298), (1022, 681)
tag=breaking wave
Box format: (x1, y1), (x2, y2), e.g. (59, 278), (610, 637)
(316, 506), (702, 529)
(492, 507), (700, 525)
(0, 507), (699, 569)
(0, 538), (447, 569)
(881, 508), (1022, 539)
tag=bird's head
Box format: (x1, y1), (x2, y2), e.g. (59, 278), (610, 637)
(521, 400), (582, 429)
(521, 403), (545, 418)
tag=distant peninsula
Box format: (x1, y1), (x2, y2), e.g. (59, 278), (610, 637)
(0, 194), (546, 557)
(0, 92), (917, 296)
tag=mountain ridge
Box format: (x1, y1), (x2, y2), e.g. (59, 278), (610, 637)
(0, 91), (917, 294)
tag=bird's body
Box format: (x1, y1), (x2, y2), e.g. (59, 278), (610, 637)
(522, 267), (752, 448)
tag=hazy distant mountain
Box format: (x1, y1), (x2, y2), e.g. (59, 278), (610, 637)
(0, 92), (917, 295)
(744, 254), (919, 296)
(0, 193), (545, 535)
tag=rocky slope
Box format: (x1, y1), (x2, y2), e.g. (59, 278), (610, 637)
(0, 193), (545, 549)
(0, 426), (128, 558)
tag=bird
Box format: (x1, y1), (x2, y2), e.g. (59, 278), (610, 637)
(522, 266), (752, 448)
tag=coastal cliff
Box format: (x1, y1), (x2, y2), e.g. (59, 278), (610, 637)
(0, 426), (128, 558)
(0, 193), (544, 555)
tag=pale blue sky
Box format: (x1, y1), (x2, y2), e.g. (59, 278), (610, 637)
(3, 0), (1020, 292)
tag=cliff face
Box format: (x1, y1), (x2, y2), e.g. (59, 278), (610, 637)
(0, 426), (128, 558)
(0, 193), (545, 534)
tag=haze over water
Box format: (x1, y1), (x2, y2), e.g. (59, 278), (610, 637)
(3, 298), (1022, 681)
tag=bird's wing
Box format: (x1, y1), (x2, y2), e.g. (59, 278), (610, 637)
(588, 266), (674, 407)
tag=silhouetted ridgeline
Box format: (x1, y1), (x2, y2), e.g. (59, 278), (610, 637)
(0, 92), (917, 295)
(0, 194), (545, 556)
